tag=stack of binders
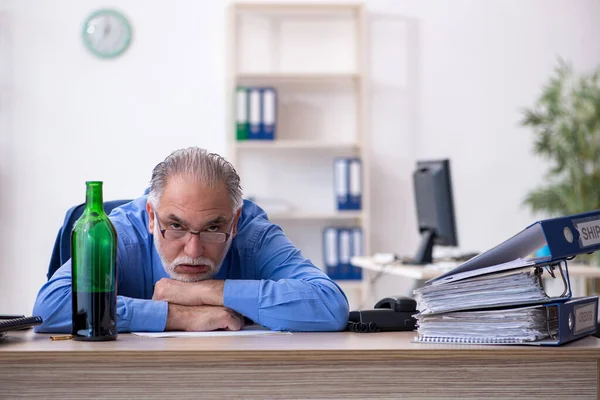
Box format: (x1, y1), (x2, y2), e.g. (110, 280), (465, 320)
(236, 86), (277, 140)
(413, 210), (600, 346)
(323, 227), (363, 280)
(334, 158), (362, 211)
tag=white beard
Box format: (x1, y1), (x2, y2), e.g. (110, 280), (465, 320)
(153, 223), (231, 282)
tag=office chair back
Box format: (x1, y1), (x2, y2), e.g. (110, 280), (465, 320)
(47, 199), (132, 280)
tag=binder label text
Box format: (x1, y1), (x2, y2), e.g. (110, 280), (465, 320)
(575, 217), (600, 247)
(574, 302), (596, 335)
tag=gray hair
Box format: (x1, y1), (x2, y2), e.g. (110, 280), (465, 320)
(147, 147), (243, 211)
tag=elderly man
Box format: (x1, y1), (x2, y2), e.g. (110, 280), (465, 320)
(33, 147), (349, 332)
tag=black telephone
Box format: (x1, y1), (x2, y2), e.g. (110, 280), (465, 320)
(347, 296), (418, 333)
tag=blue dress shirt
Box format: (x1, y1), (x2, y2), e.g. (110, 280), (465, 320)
(33, 197), (349, 332)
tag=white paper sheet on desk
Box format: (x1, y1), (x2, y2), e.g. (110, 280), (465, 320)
(132, 328), (291, 338)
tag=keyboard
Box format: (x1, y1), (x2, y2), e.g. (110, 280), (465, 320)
(0, 316), (43, 336)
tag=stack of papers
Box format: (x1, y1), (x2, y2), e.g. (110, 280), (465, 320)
(413, 262), (564, 344)
(414, 269), (548, 314)
(415, 305), (558, 344)
(411, 209), (600, 345)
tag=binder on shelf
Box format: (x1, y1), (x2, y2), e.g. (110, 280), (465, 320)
(323, 227), (363, 280)
(248, 88), (262, 140)
(235, 87), (249, 141)
(323, 227), (339, 280)
(260, 87), (277, 140)
(334, 158), (350, 210)
(351, 227), (363, 280)
(338, 229), (352, 279)
(334, 158), (362, 211)
(348, 158), (362, 210)
(414, 296), (598, 346)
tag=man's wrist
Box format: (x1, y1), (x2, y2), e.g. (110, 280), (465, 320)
(200, 280), (225, 306)
(166, 303), (187, 331)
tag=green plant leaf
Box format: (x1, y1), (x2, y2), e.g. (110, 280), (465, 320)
(521, 58), (600, 251)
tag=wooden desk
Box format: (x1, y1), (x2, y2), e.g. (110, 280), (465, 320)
(1, 330), (600, 399)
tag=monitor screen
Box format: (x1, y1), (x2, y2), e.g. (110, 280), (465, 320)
(408, 159), (458, 264)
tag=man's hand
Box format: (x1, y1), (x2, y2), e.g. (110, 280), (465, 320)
(152, 278), (225, 306)
(165, 304), (245, 332)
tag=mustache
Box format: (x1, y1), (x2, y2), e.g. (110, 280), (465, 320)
(172, 256), (215, 268)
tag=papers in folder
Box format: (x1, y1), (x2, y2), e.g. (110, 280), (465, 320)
(414, 261), (553, 315)
(414, 296), (598, 345)
(414, 260), (568, 314)
(415, 304), (558, 344)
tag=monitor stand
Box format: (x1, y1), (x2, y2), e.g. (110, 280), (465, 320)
(404, 230), (436, 265)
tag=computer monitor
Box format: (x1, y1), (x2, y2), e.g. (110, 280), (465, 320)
(408, 159), (458, 264)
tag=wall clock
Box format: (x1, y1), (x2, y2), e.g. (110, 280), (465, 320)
(82, 9), (132, 59)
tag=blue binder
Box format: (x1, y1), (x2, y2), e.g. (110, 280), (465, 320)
(350, 227), (363, 280)
(260, 87), (277, 140)
(432, 209), (600, 281)
(333, 158), (362, 211)
(414, 296), (598, 346)
(248, 88), (262, 140)
(428, 209), (600, 305)
(334, 159), (350, 210)
(348, 158), (362, 210)
(338, 228), (352, 279)
(536, 296), (598, 346)
(323, 227), (339, 279)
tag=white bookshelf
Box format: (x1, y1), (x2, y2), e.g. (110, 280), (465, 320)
(268, 210), (364, 221)
(237, 72), (361, 82)
(236, 140), (360, 150)
(227, 3), (370, 308)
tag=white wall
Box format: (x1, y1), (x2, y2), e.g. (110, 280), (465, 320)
(0, 0), (228, 312)
(1, 0), (600, 313)
(364, 0), (600, 304)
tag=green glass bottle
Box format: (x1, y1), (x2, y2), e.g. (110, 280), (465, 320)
(71, 181), (118, 341)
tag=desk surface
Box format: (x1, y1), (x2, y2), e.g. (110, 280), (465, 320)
(2, 330), (600, 359)
(351, 255), (600, 280)
(2, 331), (600, 399)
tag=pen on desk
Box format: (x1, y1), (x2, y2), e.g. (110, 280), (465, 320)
(50, 335), (73, 341)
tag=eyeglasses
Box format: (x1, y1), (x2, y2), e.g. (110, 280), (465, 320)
(153, 210), (233, 244)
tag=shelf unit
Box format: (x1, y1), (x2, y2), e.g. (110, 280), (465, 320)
(268, 210), (364, 221)
(237, 72), (361, 82)
(235, 140), (359, 150)
(227, 3), (370, 308)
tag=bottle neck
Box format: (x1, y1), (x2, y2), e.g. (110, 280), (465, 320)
(85, 181), (104, 213)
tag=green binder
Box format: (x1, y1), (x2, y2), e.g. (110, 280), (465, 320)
(236, 86), (249, 140)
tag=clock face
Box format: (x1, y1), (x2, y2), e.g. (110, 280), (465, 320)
(82, 9), (132, 59)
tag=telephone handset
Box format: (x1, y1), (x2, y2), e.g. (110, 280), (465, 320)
(347, 296), (418, 332)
